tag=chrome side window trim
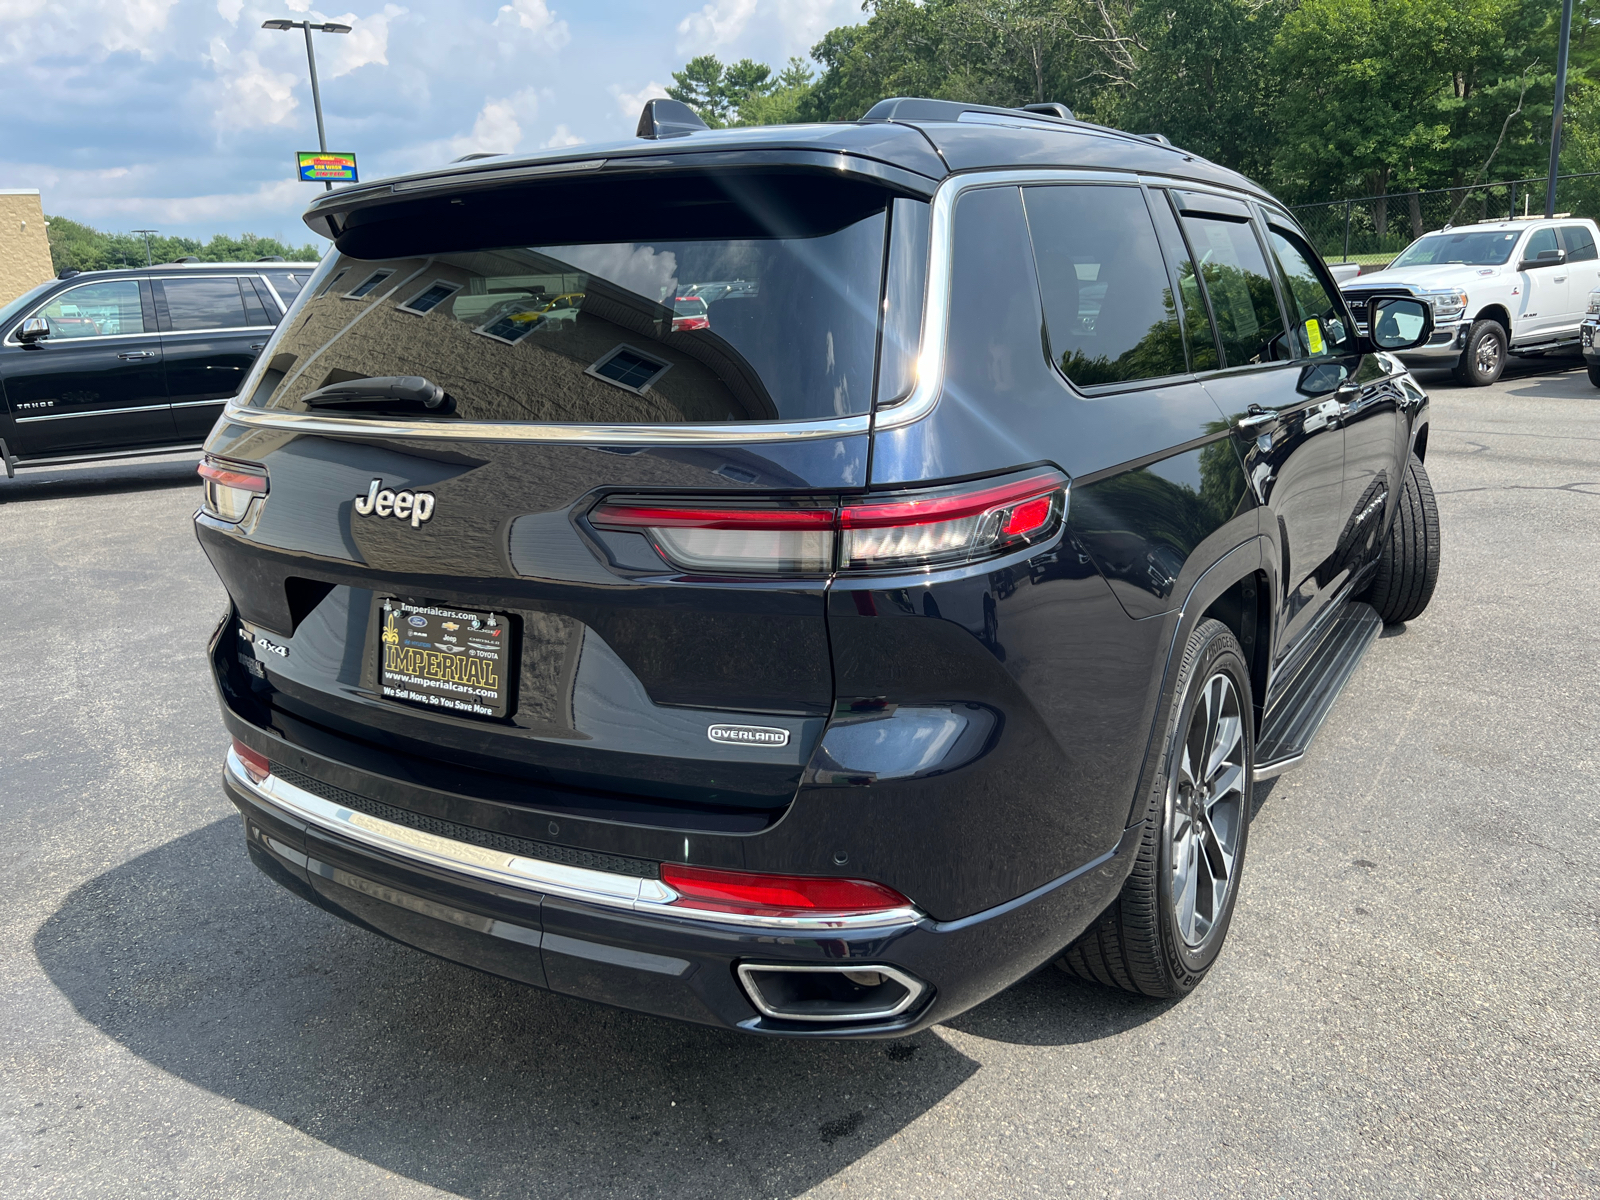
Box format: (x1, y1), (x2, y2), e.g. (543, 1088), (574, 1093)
(875, 168), (1141, 433)
(226, 749), (920, 930)
(221, 403), (871, 444)
(15, 401), (172, 423)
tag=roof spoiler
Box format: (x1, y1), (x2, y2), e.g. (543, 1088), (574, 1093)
(637, 98), (709, 140)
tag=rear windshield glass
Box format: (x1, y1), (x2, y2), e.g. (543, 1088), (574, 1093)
(250, 212), (888, 424)
(1390, 230), (1520, 267)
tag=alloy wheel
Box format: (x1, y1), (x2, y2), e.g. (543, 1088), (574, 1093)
(1167, 671), (1246, 949)
(1475, 335), (1502, 376)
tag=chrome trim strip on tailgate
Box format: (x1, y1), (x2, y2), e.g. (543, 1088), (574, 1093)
(225, 748), (919, 931)
(219, 403), (870, 445)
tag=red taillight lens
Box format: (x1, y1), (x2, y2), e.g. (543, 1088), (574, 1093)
(839, 470), (1066, 570)
(671, 314), (710, 332)
(588, 470), (1066, 576)
(231, 738), (270, 784)
(199, 455), (268, 523)
(591, 501), (835, 574)
(659, 863), (911, 917)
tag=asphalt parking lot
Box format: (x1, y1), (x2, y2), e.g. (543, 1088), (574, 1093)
(3, 360), (1597, 1199)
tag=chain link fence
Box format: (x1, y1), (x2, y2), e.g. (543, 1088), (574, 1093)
(1290, 172), (1600, 269)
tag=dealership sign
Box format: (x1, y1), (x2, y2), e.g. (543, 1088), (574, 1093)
(298, 152), (358, 183)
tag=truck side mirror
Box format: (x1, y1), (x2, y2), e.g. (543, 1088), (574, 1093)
(1520, 248), (1566, 271)
(1367, 296), (1434, 351)
(17, 317), (50, 344)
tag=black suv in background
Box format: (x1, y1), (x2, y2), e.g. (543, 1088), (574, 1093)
(200, 98), (1440, 1036)
(0, 262), (316, 476)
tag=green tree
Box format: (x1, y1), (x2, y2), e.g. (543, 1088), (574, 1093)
(46, 217), (322, 274)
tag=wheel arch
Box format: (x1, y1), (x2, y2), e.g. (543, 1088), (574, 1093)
(1412, 421), (1429, 462)
(1121, 537), (1270, 828)
(1472, 304), (1512, 335)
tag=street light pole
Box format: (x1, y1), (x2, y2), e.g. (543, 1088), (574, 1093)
(1545, 0), (1574, 218)
(262, 19), (352, 192)
(132, 230), (157, 267)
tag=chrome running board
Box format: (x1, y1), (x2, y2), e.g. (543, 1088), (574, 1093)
(1254, 601), (1383, 781)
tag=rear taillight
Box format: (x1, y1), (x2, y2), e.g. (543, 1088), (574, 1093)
(231, 738), (270, 784)
(839, 471), (1064, 570)
(591, 501), (835, 573)
(589, 469), (1066, 576)
(659, 863), (912, 918)
(199, 455), (268, 523)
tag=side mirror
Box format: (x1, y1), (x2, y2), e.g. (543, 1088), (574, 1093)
(1367, 296), (1434, 352)
(17, 317), (50, 344)
(1519, 248), (1566, 271)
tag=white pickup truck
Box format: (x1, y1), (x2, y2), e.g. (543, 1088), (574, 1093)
(1341, 217), (1600, 385)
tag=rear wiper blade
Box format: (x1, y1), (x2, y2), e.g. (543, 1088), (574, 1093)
(301, 375), (456, 416)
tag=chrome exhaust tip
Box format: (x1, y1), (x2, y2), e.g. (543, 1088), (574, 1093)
(736, 962), (927, 1023)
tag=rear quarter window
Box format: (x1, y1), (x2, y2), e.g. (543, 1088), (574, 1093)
(1023, 184), (1190, 388)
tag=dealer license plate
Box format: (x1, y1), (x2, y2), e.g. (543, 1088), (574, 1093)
(377, 600), (514, 719)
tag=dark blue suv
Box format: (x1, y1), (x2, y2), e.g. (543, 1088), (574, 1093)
(198, 98), (1441, 1035)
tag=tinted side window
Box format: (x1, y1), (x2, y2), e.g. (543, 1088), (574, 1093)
(1148, 191), (1220, 372)
(1268, 227), (1354, 359)
(1560, 225), (1598, 262)
(35, 280), (146, 339)
(241, 279), (274, 326)
(163, 277), (249, 331)
(1181, 216), (1287, 367)
(1023, 184), (1188, 387)
(1523, 227), (1558, 261)
(265, 270), (309, 305)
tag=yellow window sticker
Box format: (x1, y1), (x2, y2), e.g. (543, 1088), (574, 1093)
(1305, 318), (1325, 355)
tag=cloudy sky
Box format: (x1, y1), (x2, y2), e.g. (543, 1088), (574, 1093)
(0, 0), (865, 245)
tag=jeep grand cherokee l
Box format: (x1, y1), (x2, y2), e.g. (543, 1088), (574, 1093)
(198, 97), (1441, 1036)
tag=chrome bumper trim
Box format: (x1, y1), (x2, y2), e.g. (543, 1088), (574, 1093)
(735, 962), (928, 1023)
(225, 749), (921, 931)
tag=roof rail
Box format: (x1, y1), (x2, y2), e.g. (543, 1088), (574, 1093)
(1141, 133), (1172, 146)
(256, 255), (286, 262)
(162, 256), (201, 264)
(636, 98), (709, 140)
(452, 152), (503, 163)
(859, 97), (1076, 124)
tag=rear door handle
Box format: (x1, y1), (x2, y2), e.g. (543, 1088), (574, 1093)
(118, 350), (157, 360)
(1235, 407), (1279, 429)
(249, 343), (266, 352)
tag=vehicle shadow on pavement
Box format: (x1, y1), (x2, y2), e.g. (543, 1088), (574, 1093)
(0, 460), (199, 504)
(35, 819), (981, 1199)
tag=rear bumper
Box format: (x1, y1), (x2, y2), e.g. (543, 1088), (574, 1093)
(224, 745), (1140, 1037)
(1582, 319), (1599, 362)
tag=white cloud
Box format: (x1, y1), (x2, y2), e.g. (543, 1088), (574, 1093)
(445, 88), (540, 159)
(674, 0), (856, 60)
(493, 0), (570, 49)
(674, 0), (757, 54)
(216, 0), (243, 21)
(204, 38), (301, 131)
(539, 124), (584, 149)
(612, 81), (669, 121)
(321, 7), (406, 78)
(0, 0), (182, 64)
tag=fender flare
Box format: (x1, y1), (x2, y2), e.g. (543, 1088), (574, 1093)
(1121, 535), (1270, 829)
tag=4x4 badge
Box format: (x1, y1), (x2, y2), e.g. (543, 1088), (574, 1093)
(353, 479), (436, 528)
(707, 724), (790, 747)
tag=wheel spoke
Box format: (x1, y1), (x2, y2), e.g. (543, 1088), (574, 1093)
(1209, 762), (1245, 803)
(1174, 841), (1198, 942)
(1207, 712), (1241, 779)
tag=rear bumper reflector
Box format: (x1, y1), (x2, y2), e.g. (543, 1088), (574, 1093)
(224, 747), (921, 932)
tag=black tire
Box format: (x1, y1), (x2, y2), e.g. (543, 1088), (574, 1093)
(1452, 320), (1507, 386)
(1057, 619), (1254, 999)
(1587, 363), (1600, 388)
(1364, 454), (1440, 624)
